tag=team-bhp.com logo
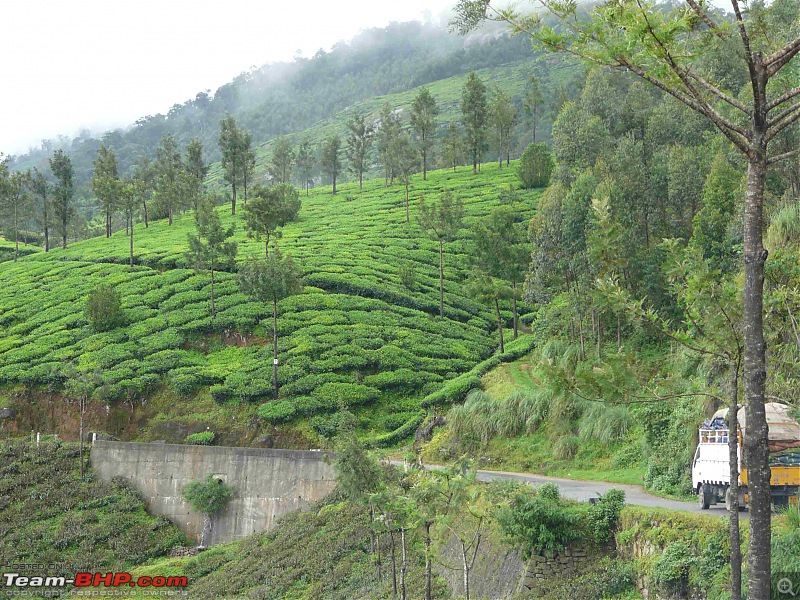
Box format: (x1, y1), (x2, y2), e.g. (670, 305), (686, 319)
(3, 572), (187, 589)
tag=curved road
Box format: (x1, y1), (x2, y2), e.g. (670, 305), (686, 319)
(390, 461), (740, 516)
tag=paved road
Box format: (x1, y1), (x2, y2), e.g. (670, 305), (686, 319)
(390, 461), (740, 516)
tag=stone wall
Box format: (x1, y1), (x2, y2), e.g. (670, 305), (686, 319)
(90, 440), (337, 545)
(516, 545), (605, 594)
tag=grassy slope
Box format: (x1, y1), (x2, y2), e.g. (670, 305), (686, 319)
(118, 495), (446, 600)
(421, 350), (648, 487)
(0, 237), (41, 262)
(0, 440), (186, 577)
(0, 163), (540, 444)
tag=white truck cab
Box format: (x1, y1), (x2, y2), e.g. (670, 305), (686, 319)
(691, 413), (740, 509)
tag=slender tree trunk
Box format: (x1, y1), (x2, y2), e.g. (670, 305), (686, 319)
(389, 529), (398, 598)
(332, 173), (337, 195)
(438, 240), (444, 318)
(79, 403), (84, 478)
(596, 310), (602, 359)
(44, 224), (49, 252)
(129, 211), (134, 268)
(743, 145), (771, 600)
(405, 183), (410, 222)
(617, 313), (621, 350)
(142, 200), (148, 228)
(168, 204), (173, 226)
(498, 136), (503, 169)
(423, 140), (428, 180)
(232, 183), (237, 215)
(360, 170), (363, 190)
(400, 527), (407, 600)
(512, 280), (519, 339)
(424, 521), (432, 600)
(494, 298), (505, 353)
(14, 200), (18, 262)
(461, 542), (470, 600)
(210, 269), (215, 317)
(273, 297), (279, 399)
(62, 205), (67, 249)
(729, 365), (742, 600)
(200, 514), (212, 547)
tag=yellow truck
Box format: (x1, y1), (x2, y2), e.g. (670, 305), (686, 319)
(692, 402), (800, 510)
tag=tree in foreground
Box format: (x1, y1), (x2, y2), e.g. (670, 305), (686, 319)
(295, 138), (315, 196)
(238, 248), (303, 399)
(465, 266), (514, 352)
(320, 136), (343, 195)
(453, 1), (800, 597)
(242, 183), (301, 257)
(182, 474), (235, 547)
(27, 167), (51, 251)
(473, 206), (529, 339)
(418, 191), (465, 318)
(461, 71), (488, 174)
(63, 365), (103, 479)
(270, 136), (294, 185)
(91, 143), (119, 238)
(186, 198), (237, 318)
(441, 122), (465, 172)
(489, 88), (517, 168)
(523, 74), (545, 143)
(410, 87), (439, 180)
(49, 149), (73, 249)
(346, 113), (374, 189)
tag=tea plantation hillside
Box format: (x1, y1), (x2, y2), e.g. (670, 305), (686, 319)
(0, 163), (539, 445)
(0, 440), (186, 575)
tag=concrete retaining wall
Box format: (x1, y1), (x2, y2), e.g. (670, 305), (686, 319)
(90, 441), (337, 545)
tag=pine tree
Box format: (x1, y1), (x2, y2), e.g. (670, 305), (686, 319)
(185, 138), (208, 213)
(49, 149), (73, 249)
(378, 103), (401, 186)
(154, 134), (183, 225)
(91, 143), (119, 237)
(270, 136), (295, 185)
(296, 138), (315, 196)
(523, 75), (545, 143)
(489, 88), (517, 168)
(242, 183), (301, 257)
(320, 136), (343, 195)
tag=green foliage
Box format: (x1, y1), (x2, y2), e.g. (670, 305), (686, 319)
(182, 474), (236, 517)
(587, 489), (625, 544)
(257, 400), (296, 424)
(524, 557), (637, 600)
(85, 284), (126, 332)
(650, 541), (697, 594)
(517, 142), (554, 189)
(241, 183), (301, 255)
(497, 485), (588, 557)
(185, 431), (216, 445)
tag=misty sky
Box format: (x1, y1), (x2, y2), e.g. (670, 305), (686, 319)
(1, 0), (456, 155)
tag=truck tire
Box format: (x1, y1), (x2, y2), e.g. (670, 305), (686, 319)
(699, 484), (710, 510)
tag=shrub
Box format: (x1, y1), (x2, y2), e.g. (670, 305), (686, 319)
(258, 400), (296, 424)
(651, 541), (697, 595)
(312, 383), (380, 410)
(182, 474), (235, 516)
(85, 284), (126, 332)
(517, 142), (554, 188)
(186, 431), (216, 446)
(497, 487), (588, 557)
(587, 489), (625, 543)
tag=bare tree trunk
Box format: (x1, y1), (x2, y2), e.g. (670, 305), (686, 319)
(142, 200), (148, 228)
(79, 403), (84, 478)
(424, 522), (432, 600)
(494, 298), (505, 353)
(273, 297), (279, 399)
(438, 240), (445, 318)
(461, 541), (470, 600)
(389, 529), (397, 599)
(210, 269), (215, 317)
(405, 183), (410, 222)
(743, 145), (771, 600)
(512, 280), (519, 339)
(400, 527), (407, 600)
(729, 365), (743, 600)
(231, 183), (237, 215)
(129, 212), (134, 268)
(168, 204), (173, 226)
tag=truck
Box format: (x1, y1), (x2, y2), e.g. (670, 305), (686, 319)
(692, 402), (800, 510)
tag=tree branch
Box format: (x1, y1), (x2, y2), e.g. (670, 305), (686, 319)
(687, 70), (752, 116)
(767, 147), (800, 165)
(766, 103), (800, 142)
(685, 0), (726, 40)
(767, 86), (800, 111)
(729, 0), (753, 65)
(768, 100), (800, 129)
(765, 35), (800, 76)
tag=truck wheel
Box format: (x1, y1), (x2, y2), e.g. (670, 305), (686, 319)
(699, 484), (710, 510)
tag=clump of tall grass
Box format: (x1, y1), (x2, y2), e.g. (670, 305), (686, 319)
(578, 403), (632, 443)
